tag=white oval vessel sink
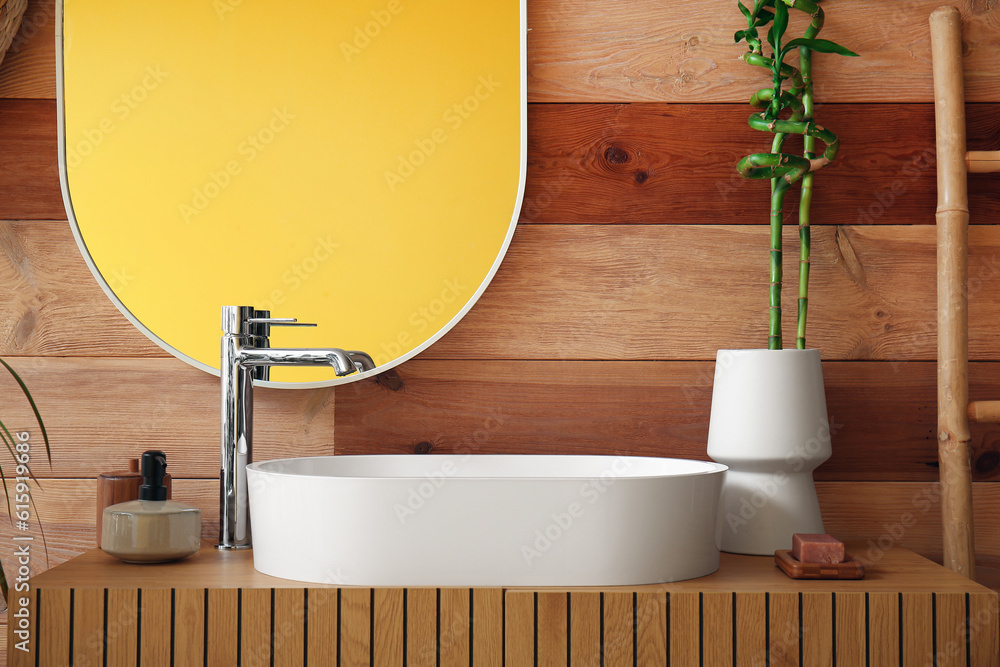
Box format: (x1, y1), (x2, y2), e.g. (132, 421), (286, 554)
(247, 455), (726, 587)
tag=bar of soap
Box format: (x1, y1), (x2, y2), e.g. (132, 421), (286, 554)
(791, 533), (845, 564)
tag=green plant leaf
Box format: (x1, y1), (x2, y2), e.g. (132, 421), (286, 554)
(0, 358), (51, 466)
(784, 37), (859, 57)
(750, 0), (772, 21)
(735, 29), (747, 43)
(0, 562), (7, 609)
(755, 11), (775, 27)
(769, 1), (788, 51)
(738, 1), (751, 19)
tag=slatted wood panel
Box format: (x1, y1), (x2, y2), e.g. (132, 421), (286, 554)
(9, 586), (504, 667)
(6, 99), (1000, 224)
(521, 103), (1000, 226)
(8, 543), (998, 665)
(504, 589), (1000, 666)
(9, 221), (1000, 363)
(524, 0), (1000, 104)
(4, 0), (1000, 103)
(4, 100), (1000, 225)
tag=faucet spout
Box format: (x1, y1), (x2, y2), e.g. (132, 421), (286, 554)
(217, 306), (374, 550)
(240, 347), (359, 376)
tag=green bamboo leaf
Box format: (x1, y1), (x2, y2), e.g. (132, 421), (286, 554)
(751, 7), (775, 30)
(0, 419), (16, 514)
(738, 1), (751, 19)
(769, 1), (788, 50)
(0, 358), (51, 467)
(735, 29), (747, 43)
(784, 37), (859, 57)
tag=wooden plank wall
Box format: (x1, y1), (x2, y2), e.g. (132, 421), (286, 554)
(9, 585), (999, 666)
(1, 0), (999, 659)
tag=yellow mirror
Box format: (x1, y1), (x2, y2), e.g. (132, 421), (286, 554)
(59, 0), (525, 385)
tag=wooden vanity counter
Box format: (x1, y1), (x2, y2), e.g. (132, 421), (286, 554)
(8, 540), (999, 665)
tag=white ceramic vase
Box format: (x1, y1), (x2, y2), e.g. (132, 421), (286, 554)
(706, 349), (831, 555)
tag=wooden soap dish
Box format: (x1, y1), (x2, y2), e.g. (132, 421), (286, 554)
(774, 549), (866, 580)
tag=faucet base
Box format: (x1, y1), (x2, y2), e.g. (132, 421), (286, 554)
(215, 543), (253, 551)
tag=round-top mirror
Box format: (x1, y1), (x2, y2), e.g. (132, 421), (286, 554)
(58, 0), (525, 386)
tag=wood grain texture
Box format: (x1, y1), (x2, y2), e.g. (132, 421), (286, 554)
(526, 0), (1000, 103)
(372, 588), (403, 667)
(306, 588), (338, 667)
(0, 101), (63, 219)
(702, 591), (733, 667)
(335, 360), (1000, 483)
(0, 0), (54, 98)
(8, 221), (1000, 362)
(769, 592), (799, 667)
(522, 103), (1000, 225)
(7, 589), (35, 667)
(424, 224), (1000, 362)
(406, 588), (436, 667)
(669, 592), (699, 665)
(801, 592), (833, 667)
(0, 356), (335, 478)
(603, 591), (632, 667)
(339, 588), (371, 666)
(4, 1), (998, 103)
(5, 99), (1000, 225)
(536, 591), (567, 667)
(901, 592), (934, 666)
(734, 591), (765, 667)
(569, 592), (600, 666)
(72, 588), (103, 666)
(634, 591), (667, 666)
(834, 592), (866, 667)
(969, 592), (1000, 666)
(139, 589), (171, 667)
(207, 588), (239, 667)
(869, 592), (901, 667)
(242, 588), (271, 667)
(473, 588), (503, 667)
(105, 588), (138, 667)
(273, 588), (306, 667)
(438, 588), (470, 667)
(37, 588), (68, 666)
(10, 544), (998, 666)
(504, 591), (534, 666)
(935, 593), (968, 667)
(174, 588), (205, 666)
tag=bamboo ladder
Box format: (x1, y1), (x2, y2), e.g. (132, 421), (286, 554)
(930, 6), (1000, 580)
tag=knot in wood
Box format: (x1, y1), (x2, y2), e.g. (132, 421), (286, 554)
(604, 146), (629, 165)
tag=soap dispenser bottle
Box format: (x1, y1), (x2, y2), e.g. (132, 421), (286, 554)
(101, 450), (202, 563)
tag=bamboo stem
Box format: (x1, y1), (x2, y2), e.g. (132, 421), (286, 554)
(965, 151), (1000, 173)
(930, 4), (975, 580)
(968, 400), (1000, 423)
(769, 179), (790, 349)
(797, 45), (815, 350)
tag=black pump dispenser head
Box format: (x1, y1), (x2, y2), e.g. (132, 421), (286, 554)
(139, 450), (168, 501)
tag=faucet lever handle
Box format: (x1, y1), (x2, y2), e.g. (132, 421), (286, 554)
(246, 317), (317, 327)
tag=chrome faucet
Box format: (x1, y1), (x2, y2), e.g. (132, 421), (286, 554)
(217, 305), (375, 550)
